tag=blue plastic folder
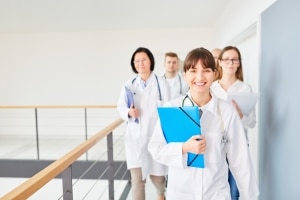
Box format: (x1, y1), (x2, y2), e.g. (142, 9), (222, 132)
(157, 106), (204, 168)
(125, 86), (134, 108)
(125, 86), (139, 123)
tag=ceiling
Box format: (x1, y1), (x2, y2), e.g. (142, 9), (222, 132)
(0, 0), (230, 33)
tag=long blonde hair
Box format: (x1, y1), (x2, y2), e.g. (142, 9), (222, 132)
(215, 46), (244, 81)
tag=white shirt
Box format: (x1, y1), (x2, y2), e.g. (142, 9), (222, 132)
(117, 72), (170, 179)
(163, 73), (189, 100)
(148, 93), (259, 200)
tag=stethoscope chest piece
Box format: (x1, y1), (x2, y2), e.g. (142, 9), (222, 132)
(221, 135), (228, 144)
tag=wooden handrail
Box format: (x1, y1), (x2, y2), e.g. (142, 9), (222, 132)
(0, 105), (116, 109)
(0, 118), (124, 200)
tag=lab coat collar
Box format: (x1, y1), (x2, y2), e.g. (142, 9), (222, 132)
(185, 90), (219, 117)
(136, 72), (155, 85)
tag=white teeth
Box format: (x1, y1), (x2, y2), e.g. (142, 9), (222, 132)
(195, 82), (204, 86)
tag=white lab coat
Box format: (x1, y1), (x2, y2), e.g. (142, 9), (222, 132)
(211, 80), (256, 129)
(117, 72), (170, 179)
(148, 92), (259, 200)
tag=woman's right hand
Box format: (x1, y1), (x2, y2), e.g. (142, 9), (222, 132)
(128, 104), (139, 118)
(182, 135), (206, 154)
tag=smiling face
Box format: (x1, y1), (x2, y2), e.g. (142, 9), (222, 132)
(184, 60), (215, 95)
(133, 52), (151, 75)
(183, 48), (216, 99)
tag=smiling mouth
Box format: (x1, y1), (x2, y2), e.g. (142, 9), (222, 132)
(195, 82), (205, 86)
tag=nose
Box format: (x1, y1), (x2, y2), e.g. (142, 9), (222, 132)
(196, 71), (205, 78)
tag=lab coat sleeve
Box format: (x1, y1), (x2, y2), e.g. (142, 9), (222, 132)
(116, 85), (131, 122)
(148, 119), (188, 168)
(226, 110), (259, 199)
(240, 83), (256, 129)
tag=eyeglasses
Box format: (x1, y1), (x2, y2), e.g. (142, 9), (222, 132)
(133, 59), (148, 64)
(221, 58), (240, 64)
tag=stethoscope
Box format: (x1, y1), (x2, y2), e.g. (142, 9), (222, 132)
(181, 95), (194, 107)
(131, 74), (162, 101)
(181, 94), (228, 144)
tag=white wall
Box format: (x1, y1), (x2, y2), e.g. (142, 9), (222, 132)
(259, 0), (300, 198)
(0, 0), (278, 106)
(213, 0), (276, 47)
(0, 1), (277, 106)
(0, 28), (212, 105)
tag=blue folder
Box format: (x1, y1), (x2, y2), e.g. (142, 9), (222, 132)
(125, 86), (139, 123)
(157, 106), (204, 168)
(125, 86), (134, 108)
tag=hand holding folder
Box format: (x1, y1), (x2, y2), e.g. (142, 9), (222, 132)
(125, 86), (139, 123)
(157, 106), (204, 168)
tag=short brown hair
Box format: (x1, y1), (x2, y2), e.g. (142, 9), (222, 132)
(165, 52), (178, 59)
(183, 47), (216, 73)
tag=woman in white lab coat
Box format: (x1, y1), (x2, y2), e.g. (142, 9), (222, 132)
(211, 46), (256, 133)
(148, 47), (259, 200)
(117, 47), (170, 200)
(211, 46), (257, 200)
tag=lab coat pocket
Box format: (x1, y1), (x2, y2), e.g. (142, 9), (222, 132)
(124, 122), (140, 143)
(205, 131), (224, 163)
(148, 100), (164, 119)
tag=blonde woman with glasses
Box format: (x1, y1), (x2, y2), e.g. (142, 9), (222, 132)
(211, 46), (257, 200)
